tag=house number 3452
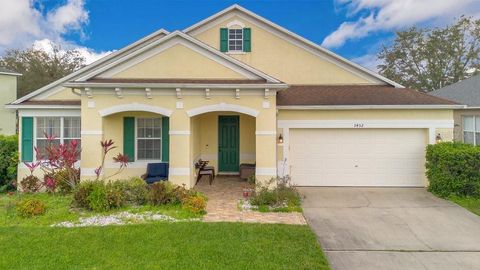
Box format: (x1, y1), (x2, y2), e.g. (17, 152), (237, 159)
(353, 123), (364, 128)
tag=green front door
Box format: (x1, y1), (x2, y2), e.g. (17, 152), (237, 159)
(218, 116), (240, 172)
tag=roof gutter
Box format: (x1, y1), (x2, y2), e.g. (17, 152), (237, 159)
(63, 82), (288, 89)
(0, 71), (22, 76)
(277, 105), (466, 110)
(5, 104), (81, 109)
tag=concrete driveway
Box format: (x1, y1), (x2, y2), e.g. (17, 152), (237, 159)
(299, 187), (480, 270)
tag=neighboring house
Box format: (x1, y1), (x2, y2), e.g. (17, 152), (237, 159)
(0, 67), (21, 135)
(7, 5), (461, 188)
(430, 75), (480, 145)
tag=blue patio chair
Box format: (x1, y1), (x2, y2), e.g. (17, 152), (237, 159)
(142, 163), (169, 184)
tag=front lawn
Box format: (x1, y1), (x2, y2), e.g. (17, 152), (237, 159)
(449, 196), (480, 216)
(0, 222), (329, 269)
(0, 192), (330, 269)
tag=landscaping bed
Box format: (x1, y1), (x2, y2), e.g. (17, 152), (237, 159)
(0, 192), (202, 227)
(242, 175), (303, 213)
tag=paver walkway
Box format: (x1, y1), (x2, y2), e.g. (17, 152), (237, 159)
(195, 175), (306, 225)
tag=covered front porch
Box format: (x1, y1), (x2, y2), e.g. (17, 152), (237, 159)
(190, 111), (256, 178)
(79, 88), (280, 188)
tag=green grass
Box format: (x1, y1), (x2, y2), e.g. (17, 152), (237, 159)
(0, 193), (330, 269)
(0, 222), (329, 270)
(0, 193), (201, 227)
(449, 195), (480, 216)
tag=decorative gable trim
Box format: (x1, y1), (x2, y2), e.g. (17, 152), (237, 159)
(11, 28), (170, 104)
(98, 103), (173, 117)
(184, 4), (403, 88)
(75, 31), (281, 83)
(227, 19), (245, 28)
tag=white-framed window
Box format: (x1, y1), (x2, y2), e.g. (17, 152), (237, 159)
(136, 118), (162, 160)
(35, 116), (81, 158)
(463, 116), (480, 145)
(228, 28), (243, 52)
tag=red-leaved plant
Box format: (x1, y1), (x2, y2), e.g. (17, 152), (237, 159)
(23, 134), (80, 193)
(23, 137), (130, 192)
(94, 139), (129, 181)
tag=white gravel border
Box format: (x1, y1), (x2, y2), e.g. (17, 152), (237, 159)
(51, 211), (201, 227)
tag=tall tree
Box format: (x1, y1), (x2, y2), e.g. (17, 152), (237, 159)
(0, 45), (86, 97)
(378, 16), (480, 92)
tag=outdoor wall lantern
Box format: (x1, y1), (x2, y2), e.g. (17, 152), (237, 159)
(436, 133), (443, 144)
(278, 134), (283, 144)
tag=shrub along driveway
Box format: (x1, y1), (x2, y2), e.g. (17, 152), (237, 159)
(299, 187), (480, 270)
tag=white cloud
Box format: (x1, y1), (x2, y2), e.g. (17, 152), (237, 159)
(323, 0), (480, 48)
(351, 53), (380, 72)
(0, 0), (109, 64)
(33, 39), (113, 64)
(46, 0), (89, 37)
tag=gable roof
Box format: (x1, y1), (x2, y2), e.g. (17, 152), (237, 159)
(11, 28), (170, 104)
(277, 85), (461, 109)
(74, 31), (282, 83)
(430, 75), (480, 107)
(184, 4), (403, 88)
(0, 67), (21, 76)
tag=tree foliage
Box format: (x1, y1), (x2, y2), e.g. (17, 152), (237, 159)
(378, 16), (480, 92)
(0, 45), (86, 97)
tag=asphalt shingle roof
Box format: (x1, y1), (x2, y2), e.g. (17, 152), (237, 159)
(430, 75), (480, 106)
(277, 85), (458, 106)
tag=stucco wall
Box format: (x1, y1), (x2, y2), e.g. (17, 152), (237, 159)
(192, 15), (377, 85)
(39, 87), (81, 100)
(111, 44), (247, 79)
(0, 74), (17, 135)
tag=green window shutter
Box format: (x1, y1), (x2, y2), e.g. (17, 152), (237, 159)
(21, 117), (34, 162)
(243, 28), (251, 52)
(123, 117), (135, 162)
(220, 28), (228, 52)
(162, 117), (169, 162)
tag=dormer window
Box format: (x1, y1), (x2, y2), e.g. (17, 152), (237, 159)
(228, 28), (244, 51)
(220, 26), (251, 53)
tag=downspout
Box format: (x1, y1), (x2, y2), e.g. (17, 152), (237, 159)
(70, 87), (81, 96)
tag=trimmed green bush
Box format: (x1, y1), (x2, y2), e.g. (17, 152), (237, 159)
(73, 181), (95, 208)
(16, 198), (46, 217)
(148, 181), (177, 205)
(116, 177), (148, 205)
(73, 181), (126, 212)
(72, 179), (207, 214)
(55, 169), (80, 194)
(426, 142), (480, 197)
(19, 175), (42, 193)
(250, 176), (302, 212)
(182, 194), (207, 214)
(0, 135), (19, 191)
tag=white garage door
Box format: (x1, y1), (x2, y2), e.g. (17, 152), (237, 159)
(289, 129), (427, 187)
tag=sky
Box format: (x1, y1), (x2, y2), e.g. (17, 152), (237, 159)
(1, 0), (480, 71)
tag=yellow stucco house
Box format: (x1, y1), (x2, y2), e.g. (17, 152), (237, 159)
(8, 5), (461, 188)
(0, 67), (20, 135)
